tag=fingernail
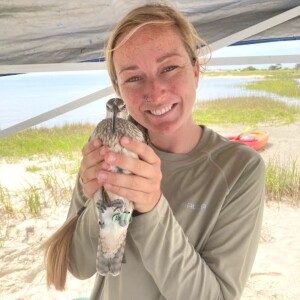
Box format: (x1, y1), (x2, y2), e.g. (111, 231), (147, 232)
(121, 136), (130, 145)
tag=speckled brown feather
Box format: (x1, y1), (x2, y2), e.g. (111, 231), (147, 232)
(91, 116), (145, 276)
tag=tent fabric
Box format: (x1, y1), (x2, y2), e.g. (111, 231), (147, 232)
(0, 0), (299, 65)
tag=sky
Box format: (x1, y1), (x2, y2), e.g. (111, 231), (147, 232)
(208, 39), (300, 70)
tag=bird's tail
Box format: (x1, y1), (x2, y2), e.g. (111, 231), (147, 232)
(96, 238), (126, 276)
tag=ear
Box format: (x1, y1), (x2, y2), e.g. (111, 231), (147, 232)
(193, 58), (200, 87)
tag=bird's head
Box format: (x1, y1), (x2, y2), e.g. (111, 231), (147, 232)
(106, 98), (127, 133)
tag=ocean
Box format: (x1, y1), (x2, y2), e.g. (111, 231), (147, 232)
(0, 71), (297, 130)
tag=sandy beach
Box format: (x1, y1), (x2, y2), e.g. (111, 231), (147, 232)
(1, 123), (300, 299)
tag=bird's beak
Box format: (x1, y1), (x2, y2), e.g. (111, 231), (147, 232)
(112, 105), (117, 133)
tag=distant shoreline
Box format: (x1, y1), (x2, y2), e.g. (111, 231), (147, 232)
(204, 74), (265, 79)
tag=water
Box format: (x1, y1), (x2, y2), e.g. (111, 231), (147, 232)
(197, 76), (300, 105)
(0, 71), (299, 130)
(0, 71), (112, 129)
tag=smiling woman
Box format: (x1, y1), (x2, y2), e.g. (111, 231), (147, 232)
(44, 4), (266, 300)
(113, 25), (202, 151)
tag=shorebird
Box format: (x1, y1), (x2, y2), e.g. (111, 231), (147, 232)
(91, 98), (145, 276)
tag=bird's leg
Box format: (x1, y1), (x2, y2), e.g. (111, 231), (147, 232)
(95, 189), (110, 229)
(109, 198), (124, 209)
(119, 210), (131, 227)
(110, 199), (131, 227)
(96, 199), (106, 229)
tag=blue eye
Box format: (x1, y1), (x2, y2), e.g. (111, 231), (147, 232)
(163, 65), (177, 72)
(126, 76), (142, 83)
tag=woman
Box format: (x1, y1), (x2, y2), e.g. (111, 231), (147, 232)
(67, 3), (265, 300)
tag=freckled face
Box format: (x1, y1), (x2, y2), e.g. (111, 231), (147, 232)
(113, 25), (199, 137)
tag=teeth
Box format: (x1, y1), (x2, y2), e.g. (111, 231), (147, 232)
(150, 105), (172, 116)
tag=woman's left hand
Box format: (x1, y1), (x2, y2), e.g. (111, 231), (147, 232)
(96, 136), (162, 213)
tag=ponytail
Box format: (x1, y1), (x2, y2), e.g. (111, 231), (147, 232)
(42, 204), (88, 290)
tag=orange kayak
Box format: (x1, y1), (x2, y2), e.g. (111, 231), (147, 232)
(227, 130), (269, 151)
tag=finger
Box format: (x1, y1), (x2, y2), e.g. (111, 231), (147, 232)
(81, 162), (106, 183)
(81, 146), (108, 171)
(120, 137), (159, 165)
(98, 171), (152, 193)
(103, 151), (157, 179)
(80, 147), (110, 183)
(81, 138), (102, 156)
(103, 182), (160, 213)
(104, 183), (148, 203)
(81, 179), (103, 199)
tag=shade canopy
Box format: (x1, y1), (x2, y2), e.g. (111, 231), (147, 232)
(0, 0), (299, 67)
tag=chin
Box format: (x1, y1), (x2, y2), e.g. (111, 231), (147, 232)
(149, 123), (180, 136)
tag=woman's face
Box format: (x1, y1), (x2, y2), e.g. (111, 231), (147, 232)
(113, 25), (199, 137)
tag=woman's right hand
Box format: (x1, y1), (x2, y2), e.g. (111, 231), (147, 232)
(79, 138), (109, 199)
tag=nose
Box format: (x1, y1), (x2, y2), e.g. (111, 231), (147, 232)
(144, 77), (166, 103)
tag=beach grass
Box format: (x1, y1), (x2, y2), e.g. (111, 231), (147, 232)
(0, 123), (95, 160)
(193, 97), (299, 126)
(206, 68), (300, 79)
(242, 78), (300, 99)
(0, 171), (75, 220)
(0, 186), (13, 216)
(265, 158), (300, 205)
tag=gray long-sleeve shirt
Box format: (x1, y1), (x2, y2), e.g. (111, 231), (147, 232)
(67, 125), (265, 300)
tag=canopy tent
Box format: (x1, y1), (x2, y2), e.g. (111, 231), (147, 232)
(0, 0), (299, 138)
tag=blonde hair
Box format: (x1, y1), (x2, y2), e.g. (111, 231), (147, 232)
(42, 215), (80, 290)
(106, 3), (210, 96)
(42, 178), (89, 291)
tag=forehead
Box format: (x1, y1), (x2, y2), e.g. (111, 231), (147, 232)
(114, 25), (187, 61)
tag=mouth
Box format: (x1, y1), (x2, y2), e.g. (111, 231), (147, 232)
(148, 104), (175, 116)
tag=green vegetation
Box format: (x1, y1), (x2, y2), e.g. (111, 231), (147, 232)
(0, 172), (75, 217)
(204, 65), (300, 79)
(0, 186), (13, 215)
(26, 165), (43, 173)
(265, 158), (300, 205)
(242, 78), (300, 99)
(205, 68), (300, 78)
(0, 171), (75, 245)
(193, 97), (299, 126)
(22, 184), (42, 217)
(0, 123), (95, 160)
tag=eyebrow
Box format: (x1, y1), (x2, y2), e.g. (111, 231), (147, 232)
(157, 52), (182, 63)
(118, 52), (182, 75)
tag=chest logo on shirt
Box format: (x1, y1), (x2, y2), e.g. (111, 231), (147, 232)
(182, 202), (207, 210)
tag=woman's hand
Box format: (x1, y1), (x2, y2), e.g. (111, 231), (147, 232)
(97, 136), (162, 213)
(79, 138), (110, 199)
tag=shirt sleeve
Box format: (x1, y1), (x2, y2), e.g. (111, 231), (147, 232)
(128, 155), (265, 300)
